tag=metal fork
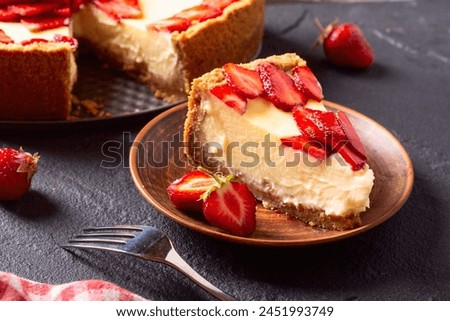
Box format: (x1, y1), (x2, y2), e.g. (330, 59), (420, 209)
(62, 225), (235, 301)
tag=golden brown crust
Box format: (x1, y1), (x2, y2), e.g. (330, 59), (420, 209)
(0, 42), (74, 121)
(183, 53), (361, 230)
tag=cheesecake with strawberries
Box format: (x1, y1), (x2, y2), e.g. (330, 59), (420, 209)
(0, 0), (264, 120)
(184, 53), (375, 230)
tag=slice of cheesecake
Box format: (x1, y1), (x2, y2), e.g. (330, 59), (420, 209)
(184, 53), (375, 230)
(73, 0), (264, 102)
(0, 0), (264, 120)
(0, 5), (77, 121)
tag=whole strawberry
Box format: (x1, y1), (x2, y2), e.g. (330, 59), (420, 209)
(0, 147), (39, 201)
(315, 18), (374, 68)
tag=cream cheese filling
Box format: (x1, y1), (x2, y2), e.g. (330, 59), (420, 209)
(200, 96), (375, 216)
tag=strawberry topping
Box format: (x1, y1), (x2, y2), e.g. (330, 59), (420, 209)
(93, 0), (142, 21)
(292, 65), (323, 102)
(210, 84), (247, 115)
(0, 7), (19, 22)
(202, 0), (237, 10)
(257, 61), (308, 112)
(222, 63), (264, 99)
(147, 17), (191, 33)
(174, 5), (222, 23)
(8, 3), (60, 17)
(21, 16), (68, 32)
(283, 107), (367, 170)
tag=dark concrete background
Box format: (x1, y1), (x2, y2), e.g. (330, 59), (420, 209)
(1, 0), (449, 300)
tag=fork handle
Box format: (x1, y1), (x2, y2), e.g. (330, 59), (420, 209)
(164, 249), (236, 301)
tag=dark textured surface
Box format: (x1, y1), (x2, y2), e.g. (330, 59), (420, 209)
(1, 0), (449, 301)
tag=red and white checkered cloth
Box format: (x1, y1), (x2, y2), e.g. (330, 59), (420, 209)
(0, 272), (146, 301)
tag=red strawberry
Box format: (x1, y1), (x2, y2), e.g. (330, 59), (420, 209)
(174, 5), (221, 23)
(257, 62), (308, 112)
(0, 8), (19, 22)
(292, 65), (323, 102)
(222, 63), (264, 99)
(8, 3), (60, 17)
(53, 34), (78, 48)
(202, 0), (237, 10)
(93, 0), (142, 20)
(315, 19), (374, 68)
(201, 174), (257, 236)
(280, 135), (327, 160)
(20, 38), (49, 46)
(0, 29), (13, 44)
(0, 147), (39, 201)
(335, 111), (367, 170)
(21, 17), (68, 32)
(286, 107), (367, 170)
(167, 170), (217, 213)
(147, 17), (191, 33)
(53, 6), (71, 17)
(210, 84), (247, 115)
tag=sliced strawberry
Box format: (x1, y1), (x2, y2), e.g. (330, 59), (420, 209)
(292, 107), (325, 142)
(335, 111), (367, 170)
(53, 6), (71, 17)
(8, 3), (60, 17)
(174, 5), (221, 23)
(20, 38), (49, 46)
(0, 29), (13, 44)
(202, 178), (257, 236)
(0, 8), (20, 22)
(53, 34), (78, 48)
(202, 0), (237, 10)
(257, 62), (308, 112)
(167, 170), (217, 213)
(210, 84), (247, 115)
(222, 63), (264, 99)
(147, 17), (191, 33)
(292, 65), (323, 102)
(93, 0), (142, 21)
(280, 135), (327, 160)
(21, 17), (68, 32)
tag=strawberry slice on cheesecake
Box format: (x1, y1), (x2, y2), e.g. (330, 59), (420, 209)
(184, 53), (375, 230)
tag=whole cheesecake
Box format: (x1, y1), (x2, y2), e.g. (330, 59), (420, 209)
(184, 53), (375, 230)
(0, 0), (264, 120)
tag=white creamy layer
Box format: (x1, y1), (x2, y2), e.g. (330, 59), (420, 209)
(200, 96), (375, 216)
(73, 0), (202, 92)
(0, 22), (69, 42)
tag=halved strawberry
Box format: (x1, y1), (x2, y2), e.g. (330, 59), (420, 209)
(8, 3), (60, 17)
(202, 0), (237, 10)
(257, 62), (308, 112)
(147, 17), (191, 33)
(93, 0), (142, 21)
(280, 135), (327, 160)
(174, 5), (221, 23)
(0, 29), (13, 44)
(167, 170), (217, 213)
(223, 63), (264, 99)
(21, 17), (68, 32)
(292, 65), (323, 102)
(201, 175), (257, 236)
(210, 84), (247, 115)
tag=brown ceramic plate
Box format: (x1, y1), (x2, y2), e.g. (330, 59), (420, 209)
(130, 101), (414, 247)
